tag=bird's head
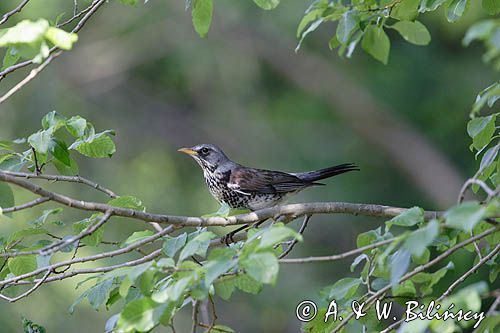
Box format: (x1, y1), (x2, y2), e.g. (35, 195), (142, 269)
(178, 144), (229, 171)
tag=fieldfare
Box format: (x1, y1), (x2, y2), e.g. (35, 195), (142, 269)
(178, 144), (359, 211)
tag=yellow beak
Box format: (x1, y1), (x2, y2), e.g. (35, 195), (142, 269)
(178, 148), (198, 156)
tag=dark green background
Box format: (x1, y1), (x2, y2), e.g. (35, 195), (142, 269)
(0, 1), (495, 332)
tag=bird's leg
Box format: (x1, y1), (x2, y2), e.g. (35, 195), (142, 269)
(220, 219), (271, 246)
(221, 224), (249, 246)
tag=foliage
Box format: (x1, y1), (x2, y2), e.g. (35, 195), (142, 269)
(0, 0), (499, 332)
(0, 19), (77, 65)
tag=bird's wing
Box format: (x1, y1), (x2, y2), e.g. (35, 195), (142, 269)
(228, 167), (309, 194)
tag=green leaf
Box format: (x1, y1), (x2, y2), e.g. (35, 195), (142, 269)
(336, 11), (358, 44)
(167, 277), (192, 301)
(192, 0), (213, 38)
(214, 277), (236, 300)
(116, 298), (160, 332)
(411, 261), (454, 295)
(240, 252), (278, 284)
(462, 20), (496, 46)
(42, 111), (66, 131)
(445, 202), (487, 232)
(253, 0), (280, 10)
(29, 208), (63, 227)
(0, 19), (48, 46)
(357, 228), (383, 247)
(73, 133), (116, 158)
(393, 280), (416, 297)
(482, 0), (500, 14)
(118, 0), (138, 5)
(234, 274), (263, 294)
(297, 8), (324, 38)
(0, 154), (27, 172)
(22, 317), (46, 333)
(257, 225), (302, 249)
(390, 248), (411, 287)
(162, 233), (187, 257)
(391, 21), (431, 45)
(391, 0), (420, 20)
(108, 196), (145, 211)
(324, 278), (361, 301)
(204, 247), (237, 286)
(446, 0), (468, 23)
(50, 139), (71, 166)
(8, 255), (37, 276)
(86, 279), (114, 310)
(0, 182), (15, 211)
(1, 47), (19, 70)
(178, 231), (216, 262)
(361, 25), (390, 64)
(386, 207), (424, 231)
(65, 116), (87, 137)
(44, 27), (78, 50)
(28, 130), (52, 154)
(72, 215), (105, 246)
(419, 0), (447, 12)
(403, 220), (439, 257)
(467, 115), (496, 151)
(7, 227), (48, 245)
(54, 156), (79, 176)
(123, 230), (154, 247)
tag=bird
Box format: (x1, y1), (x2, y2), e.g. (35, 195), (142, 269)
(178, 144), (359, 211)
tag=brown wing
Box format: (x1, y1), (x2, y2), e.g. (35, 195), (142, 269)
(228, 167), (310, 194)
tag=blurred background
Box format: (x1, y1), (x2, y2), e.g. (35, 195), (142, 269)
(0, 0), (496, 332)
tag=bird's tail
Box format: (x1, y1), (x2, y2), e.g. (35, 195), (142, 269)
(294, 163), (359, 183)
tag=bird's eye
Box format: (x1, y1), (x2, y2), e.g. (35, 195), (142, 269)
(201, 147), (210, 155)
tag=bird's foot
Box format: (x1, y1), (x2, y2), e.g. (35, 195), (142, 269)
(220, 224), (249, 246)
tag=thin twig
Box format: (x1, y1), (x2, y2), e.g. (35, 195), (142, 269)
(334, 226), (499, 332)
(279, 214), (311, 259)
(8, 249), (162, 287)
(1, 197), (50, 213)
(0, 51), (62, 105)
(0, 269), (50, 303)
(458, 178), (494, 203)
(439, 245), (499, 300)
(40, 210), (113, 255)
(381, 244), (500, 333)
(0, 0), (107, 93)
(2, 169), (117, 198)
(57, 0), (95, 28)
(208, 295), (217, 329)
(191, 300), (199, 333)
(0, 226), (173, 286)
(0, 0), (31, 25)
(279, 237), (396, 263)
(486, 295), (500, 316)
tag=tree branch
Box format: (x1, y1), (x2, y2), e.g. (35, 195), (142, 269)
(381, 244), (500, 333)
(279, 237), (397, 264)
(0, 169), (443, 227)
(2, 197), (50, 213)
(0, 269), (50, 303)
(0, 0), (31, 26)
(0, 225), (174, 286)
(334, 225), (499, 332)
(0, 0), (107, 90)
(2, 170), (118, 198)
(278, 214), (311, 259)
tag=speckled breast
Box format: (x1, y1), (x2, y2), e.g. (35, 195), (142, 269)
(203, 171), (285, 210)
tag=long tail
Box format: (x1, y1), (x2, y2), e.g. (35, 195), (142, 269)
(294, 163), (359, 183)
